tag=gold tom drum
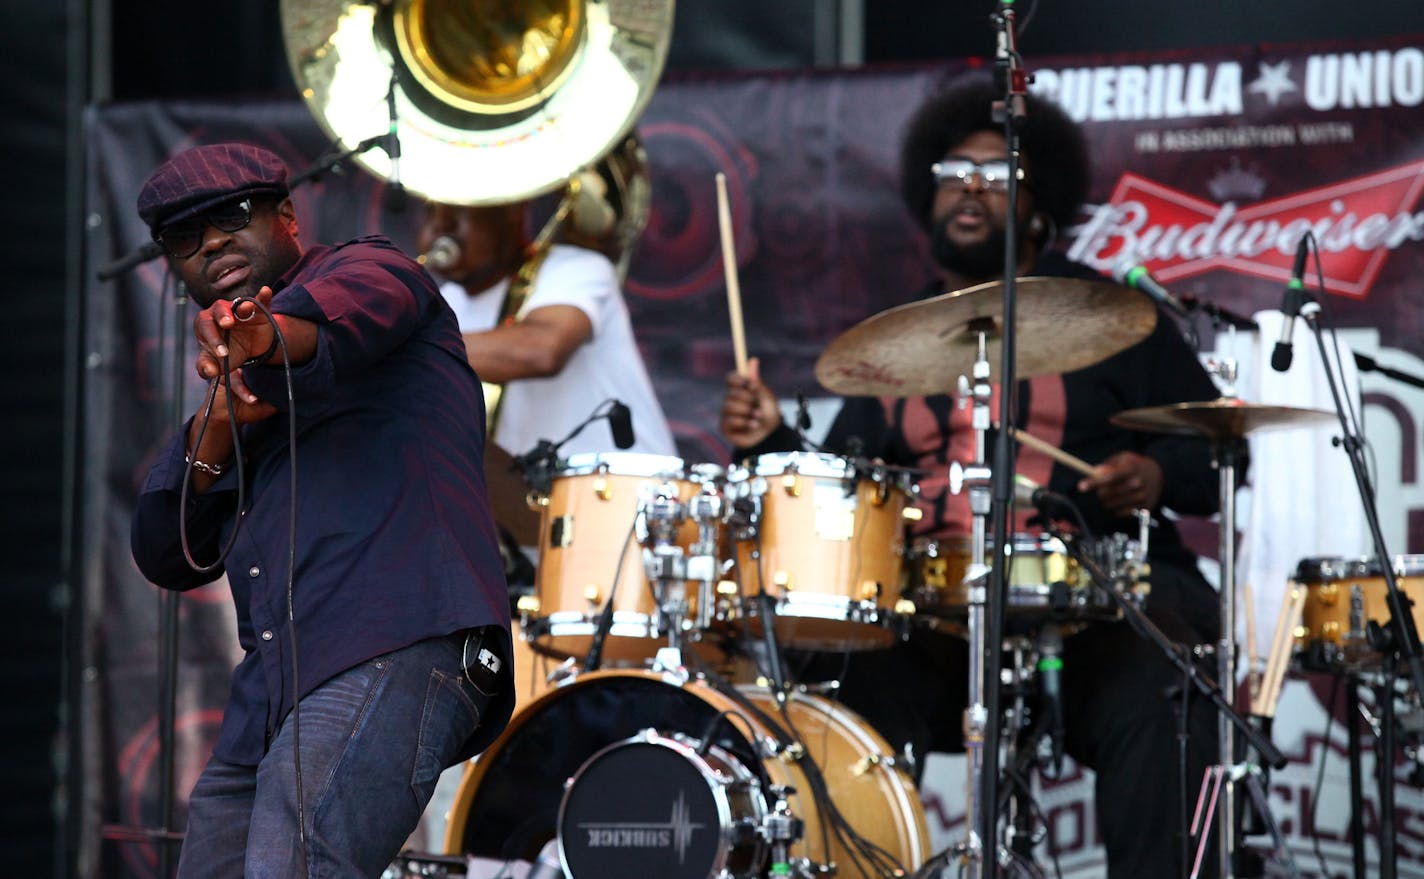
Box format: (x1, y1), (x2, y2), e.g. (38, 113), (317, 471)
(1295, 555), (1424, 670)
(444, 670), (929, 878)
(726, 452), (916, 651)
(523, 453), (726, 664)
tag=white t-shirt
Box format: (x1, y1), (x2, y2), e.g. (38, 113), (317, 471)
(439, 244), (677, 460)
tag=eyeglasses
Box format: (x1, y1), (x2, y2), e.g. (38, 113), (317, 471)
(154, 198), (257, 259)
(930, 158), (1026, 192)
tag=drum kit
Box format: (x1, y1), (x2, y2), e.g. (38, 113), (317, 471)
(393, 276), (1410, 879)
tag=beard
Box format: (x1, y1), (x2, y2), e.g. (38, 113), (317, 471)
(929, 211), (1028, 282)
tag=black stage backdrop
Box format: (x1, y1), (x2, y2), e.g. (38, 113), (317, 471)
(80, 35), (1424, 877)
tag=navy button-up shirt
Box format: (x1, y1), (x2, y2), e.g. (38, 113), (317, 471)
(131, 235), (511, 765)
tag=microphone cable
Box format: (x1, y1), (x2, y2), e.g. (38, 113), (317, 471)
(176, 293), (309, 867)
(583, 510), (639, 673)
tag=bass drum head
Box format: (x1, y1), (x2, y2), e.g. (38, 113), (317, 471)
(444, 670), (929, 878)
(444, 671), (763, 868)
(558, 732), (762, 878)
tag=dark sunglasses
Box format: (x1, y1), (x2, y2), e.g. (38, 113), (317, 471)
(931, 158), (1027, 193)
(154, 197), (258, 259)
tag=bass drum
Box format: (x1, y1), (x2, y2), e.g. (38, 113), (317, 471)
(444, 670), (929, 878)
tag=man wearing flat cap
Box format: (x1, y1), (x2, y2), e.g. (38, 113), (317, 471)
(130, 142), (515, 877)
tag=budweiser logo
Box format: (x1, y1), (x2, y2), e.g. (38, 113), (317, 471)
(1067, 159), (1424, 298)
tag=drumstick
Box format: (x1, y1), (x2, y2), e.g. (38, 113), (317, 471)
(1256, 584), (1305, 717)
(1256, 582), (1297, 716)
(1254, 581), (1294, 715)
(1009, 427), (1096, 478)
(716, 172), (749, 376)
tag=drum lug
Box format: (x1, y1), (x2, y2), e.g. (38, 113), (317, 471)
(1317, 582), (1339, 607)
(851, 753), (897, 776)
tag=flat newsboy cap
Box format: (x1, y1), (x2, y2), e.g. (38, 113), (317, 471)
(137, 143), (290, 233)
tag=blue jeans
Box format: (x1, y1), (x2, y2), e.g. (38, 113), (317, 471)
(177, 634), (487, 879)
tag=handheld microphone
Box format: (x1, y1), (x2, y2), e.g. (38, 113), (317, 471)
(1111, 254), (1190, 320)
(608, 401), (636, 450)
(1270, 236), (1312, 373)
(420, 235), (461, 272)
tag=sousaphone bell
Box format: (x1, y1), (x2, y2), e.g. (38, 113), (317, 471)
(280, 0), (675, 206)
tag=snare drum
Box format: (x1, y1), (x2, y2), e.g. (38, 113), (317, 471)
(726, 452), (917, 651)
(444, 670), (929, 878)
(904, 532), (1137, 625)
(522, 453), (728, 663)
(1295, 555), (1424, 670)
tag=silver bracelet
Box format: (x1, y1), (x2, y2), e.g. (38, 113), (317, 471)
(185, 452), (228, 477)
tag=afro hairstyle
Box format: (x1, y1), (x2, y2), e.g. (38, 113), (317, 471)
(898, 75), (1090, 236)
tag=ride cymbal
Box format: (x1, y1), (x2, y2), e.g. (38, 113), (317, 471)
(814, 277), (1157, 397)
(1110, 398), (1337, 440)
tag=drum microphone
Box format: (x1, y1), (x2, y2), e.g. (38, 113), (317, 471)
(1037, 623), (1066, 773)
(1270, 235), (1312, 373)
(1014, 474), (1054, 509)
(608, 400), (636, 450)
(1110, 253), (1190, 320)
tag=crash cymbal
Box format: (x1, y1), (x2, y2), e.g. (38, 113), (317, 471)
(484, 441), (541, 547)
(814, 277), (1157, 396)
(1110, 398), (1337, 441)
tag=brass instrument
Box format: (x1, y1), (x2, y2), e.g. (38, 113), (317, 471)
(280, 0), (675, 206)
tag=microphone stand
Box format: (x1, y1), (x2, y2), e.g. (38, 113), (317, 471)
(1303, 302), (1424, 879)
(973, 7), (1028, 875)
(1179, 294), (1258, 333)
(1353, 351), (1424, 391)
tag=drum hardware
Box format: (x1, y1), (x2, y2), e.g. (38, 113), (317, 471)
(1112, 395), (1343, 879)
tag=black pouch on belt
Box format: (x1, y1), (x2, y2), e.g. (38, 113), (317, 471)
(458, 625), (504, 700)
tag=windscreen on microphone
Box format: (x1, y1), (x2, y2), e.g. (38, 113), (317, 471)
(608, 401), (636, 450)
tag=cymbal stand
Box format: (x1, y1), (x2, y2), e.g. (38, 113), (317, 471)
(949, 331), (995, 874)
(1060, 536), (1288, 870)
(1211, 432), (1247, 879)
(639, 474), (731, 680)
(684, 475), (728, 637)
(638, 481), (692, 677)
